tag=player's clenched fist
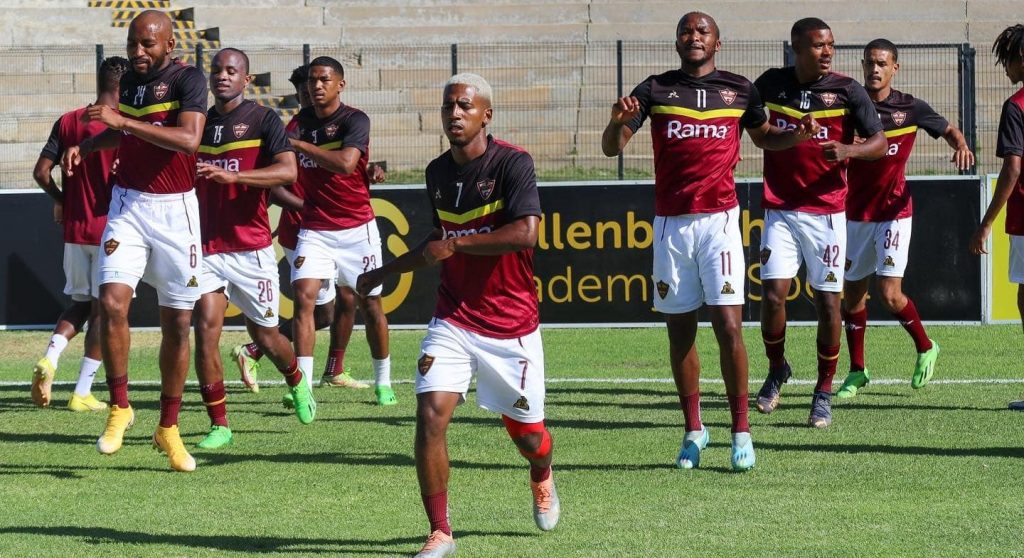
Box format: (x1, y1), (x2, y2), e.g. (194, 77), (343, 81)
(794, 114), (821, 141)
(610, 96), (641, 125)
(820, 140), (850, 162)
(424, 238), (456, 265)
(61, 145), (83, 175)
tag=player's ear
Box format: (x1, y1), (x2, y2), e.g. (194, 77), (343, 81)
(338, 78), (346, 92)
(482, 107), (493, 127)
(166, 35), (175, 55)
(244, 73), (254, 86)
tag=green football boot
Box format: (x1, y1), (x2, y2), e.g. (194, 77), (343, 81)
(835, 369), (870, 399)
(196, 425), (233, 449)
(375, 385), (398, 406)
(290, 382), (317, 424)
(911, 340), (939, 389)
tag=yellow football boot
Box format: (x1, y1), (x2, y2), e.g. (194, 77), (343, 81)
(153, 425), (197, 472)
(31, 357), (56, 407)
(96, 405), (135, 454)
(68, 393), (108, 412)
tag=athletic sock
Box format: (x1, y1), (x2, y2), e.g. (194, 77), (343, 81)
(762, 327), (787, 370)
(373, 356), (392, 387)
(324, 349), (345, 377)
(727, 393), (750, 433)
(244, 342), (263, 361)
(530, 464), (552, 483)
(280, 358), (303, 387)
(73, 357), (102, 397)
(296, 356), (314, 389)
(158, 394), (182, 428)
(200, 381), (228, 427)
(680, 392), (703, 432)
(422, 491), (452, 536)
(44, 334), (69, 367)
(843, 308), (868, 371)
(894, 298), (933, 353)
(815, 343), (841, 393)
(107, 375), (130, 408)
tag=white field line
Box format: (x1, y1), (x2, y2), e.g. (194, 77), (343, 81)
(1, 377), (1022, 387)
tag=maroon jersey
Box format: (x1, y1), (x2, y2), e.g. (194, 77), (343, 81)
(40, 106), (115, 245)
(998, 88), (1024, 235)
(847, 90), (948, 222)
(627, 69), (767, 216)
(276, 118), (303, 251)
(292, 104), (373, 231)
(116, 60), (207, 194)
(195, 100), (292, 255)
(426, 136), (542, 339)
(754, 68), (883, 214)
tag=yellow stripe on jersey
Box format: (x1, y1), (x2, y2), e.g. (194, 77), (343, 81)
(436, 199), (506, 225)
(118, 101), (181, 117)
(766, 102), (849, 120)
(319, 140), (344, 150)
(198, 139), (263, 155)
(884, 125), (918, 139)
(650, 105), (746, 120)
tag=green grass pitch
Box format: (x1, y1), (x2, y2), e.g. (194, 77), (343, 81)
(0, 325), (1022, 557)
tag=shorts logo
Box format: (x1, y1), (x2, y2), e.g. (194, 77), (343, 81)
(232, 123), (249, 138)
(656, 280), (669, 299)
(720, 281), (735, 295)
(760, 248), (772, 265)
(824, 271), (837, 283)
(294, 256), (305, 269)
(325, 124), (338, 138)
(513, 396), (530, 411)
(103, 238), (120, 256)
(476, 178), (496, 200)
(892, 111), (907, 126)
(154, 82), (169, 100)
(186, 275), (199, 288)
(819, 92), (838, 107)
(883, 255), (895, 267)
(417, 354), (435, 376)
(264, 307), (275, 318)
(719, 88), (737, 105)
(845, 259), (852, 271)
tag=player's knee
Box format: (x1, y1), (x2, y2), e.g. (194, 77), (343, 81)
(877, 284), (904, 311)
(99, 291), (129, 321)
(161, 311), (192, 340)
(502, 416), (552, 459)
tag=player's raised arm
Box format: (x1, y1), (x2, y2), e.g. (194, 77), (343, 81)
(821, 80), (887, 161)
(93, 104), (205, 154)
(356, 228), (444, 296)
(290, 140), (361, 175)
(601, 96), (641, 156)
(63, 129), (121, 176)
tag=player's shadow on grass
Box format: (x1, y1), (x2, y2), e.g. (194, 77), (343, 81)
(321, 414), (685, 431)
(0, 462), (173, 479)
(757, 441), (1024, 459)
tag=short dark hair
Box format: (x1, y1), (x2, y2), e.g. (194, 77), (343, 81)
(98, 56), (129, 94)
(288, 64), (308, 86)
(215, 47), (250, 74)
(864, 38), (899, 62)
(676, 11), (719, 39)
(791, 17), (830, 42)
(993, 24), (1024, 68)
(308, 56), (344, 78)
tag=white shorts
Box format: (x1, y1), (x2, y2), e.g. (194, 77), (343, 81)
(284, 247), (336, 306)
(291, 222), (383, 296)
(415, 318), (546, 423)
(846, 218), (912, 281)
(653, 207), (745, 313)
(63, 243), (100, 302)
(99, 186), (202, 310)
(201, 247), (280, 327)
(760, 209), (846, 293)
(1011, 235), (1024, 284)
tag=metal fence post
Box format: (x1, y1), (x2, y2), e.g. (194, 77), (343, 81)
(450, 43), (458, 75)
(616, 39), (624, 180)
(195, 43), (204, 73)
(783, 41), (795, 67)
(957, 43), (978, 174)
(302, 44), (310, 66)
(95, 44), (104, 73)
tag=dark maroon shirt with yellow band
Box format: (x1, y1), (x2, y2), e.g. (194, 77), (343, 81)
(847, 89), (948, 222)
(754, 67), (883, 214)
(627, 69), (767, 216)
(425, 136), (541, 339)
(116, 60), (207, 194)
(997, 88), (1024, 236)
(195, 99), (292, 255)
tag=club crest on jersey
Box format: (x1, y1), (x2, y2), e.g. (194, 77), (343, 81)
(186, 275), (199, 288)
(294, 256), (305, 269)
(719, 89), (737, 105)
(233, 123), (249, 138)
(883, 255), (895, 267)
(325, 124), (338, 138)
(892, 111), (907, 126)
(824, 271), (837, 283)
(721, 281), (735, 295)
(264, 307), (275, 318)
(418, 354), (435, 376)
(103, 239), (120, 256)
(513, 396), (530, 411)
(819, 92), (838, 107)
(760, 248), (772, 265)
(656, 280), (669, 299)
(154, 82), (169, 101)
(476, 178), (495, 200)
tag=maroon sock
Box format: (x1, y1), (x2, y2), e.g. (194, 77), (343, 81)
(727, 393), (750, 433)
(894, 298), (932, 353)
(815, 343), (840, 393)
(530, 464), (552, 483)
(679, 392), (702, 432)
(279, 358), (303, 387)
(763, 327), (787, 370)
(323, 349), (345, 377)
(244, 342), (264, 361)
(200, 381), (228, 427)
(843, 308), (868, 371)
(106, 374), (130, 408)
(159, 394), (182, 428)
(422, 491), (451, 536)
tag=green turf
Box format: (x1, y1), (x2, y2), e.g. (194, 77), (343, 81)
(1, 325), (1022, 557)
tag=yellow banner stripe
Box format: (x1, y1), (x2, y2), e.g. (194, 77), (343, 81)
(198, 139), (262, 155)
(766, 102), (848, 120)
(650, 105), (745, 120)
(436, 199), (505, 225)
(884, 125), (918, 138)
(118, 101), (180, 117)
